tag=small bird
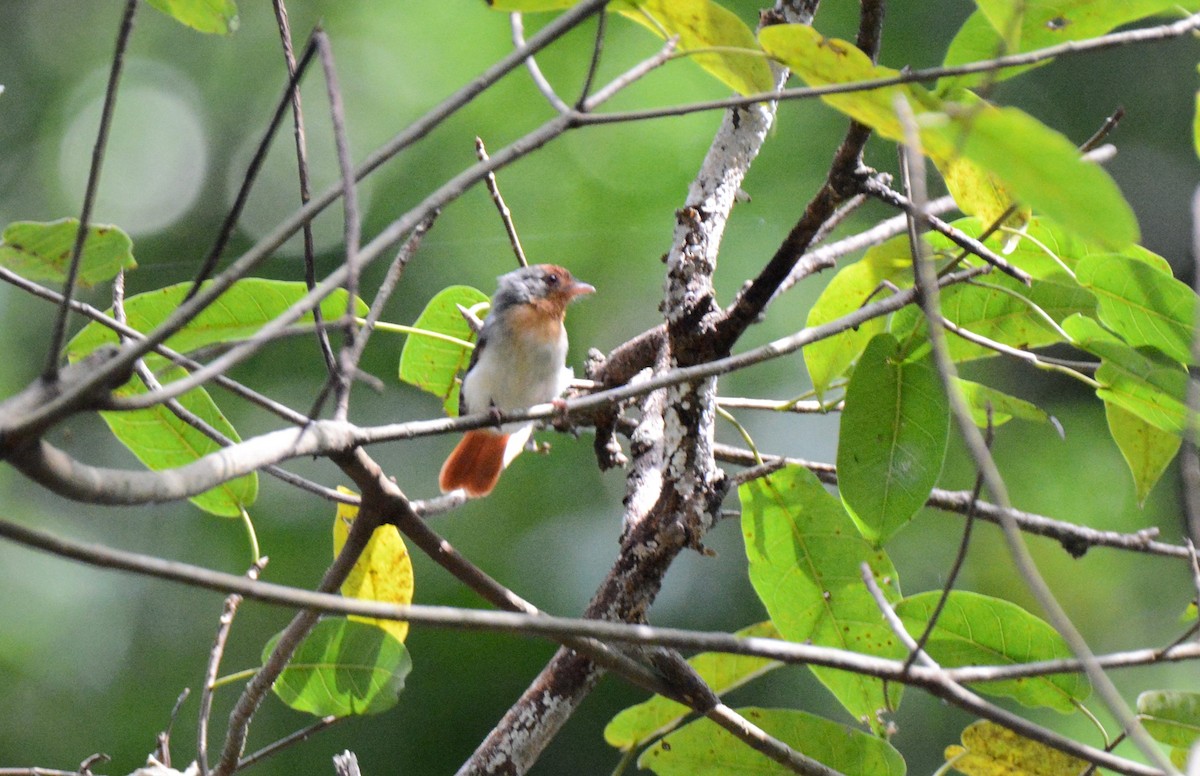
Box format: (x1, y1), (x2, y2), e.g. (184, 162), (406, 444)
(439, 264), (594, 498)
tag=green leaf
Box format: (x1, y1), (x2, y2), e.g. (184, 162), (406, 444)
(67, 278), (368, 367)
(954, 378), (1051, 428)
(1064, 314), (1190, 435)
(1138, 691), (1200, 748)
(98, 371), (257, 517)
(66, 279), (367, 516)
(945, 720), (1090, 775)
(896, 591), (1089, 713)
(740, 466), (904, 732)
(146, 0), (239, 34)
(1106, 401), (1181, 506)
(267, 618), (411, 718)
(398, 285), (489, 417)
(838, 334), (949, 544)
(617, 0), (774, 95)
(943, 106), (1139, 250)
(637, 708), (906, 776)
(941, 2), (1193, 93)
(804, 235), (913, 396)
(1076, 254), (1199, 365)
(605, 621), (782, 751)
(0, 219), (135, 287)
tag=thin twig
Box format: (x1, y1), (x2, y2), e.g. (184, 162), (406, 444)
(273, 1), (339, 381)
(234, 716), (340, 772)
(476, 137), (528, 267)
(575, 9), (607, 109)
(44, 0), (138, 381)
(511, 12), (571, 113)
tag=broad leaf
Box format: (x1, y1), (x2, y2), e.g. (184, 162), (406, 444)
(637, 708), (906, 776)
(96, 370), (256, 517)
(1064, 314), (1190, 435)
(804, 235), (912, 396)
(741, 466), (904, 732)
(1139, 690), (1200, 748)
(398, 285), (489, 417)
(1106, 402), (1181, 505)
(67, 278), (368, 368)
(896, 591), (1089, 713)
(0, 219), (135, 287)
(334, 489), (415, 644)
(838, 334), (949, 544)
(146, 0), (239, 34)
(267, 618), (411, 717)
(1076, 253), (1199, 365)
(941, 2), (1197, 92)
(617, 0), (774, 95)
(954, 378), (1051, 428)
(945, 720), (1088, 775)
(605, 621), (781, 751)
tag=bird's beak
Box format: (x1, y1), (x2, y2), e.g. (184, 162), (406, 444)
(567, 280), (595, 299)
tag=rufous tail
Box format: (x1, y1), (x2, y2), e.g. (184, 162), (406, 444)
(439, 430), (510, 498)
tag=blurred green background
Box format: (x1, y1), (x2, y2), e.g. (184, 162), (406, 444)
(0, 1), (1197, 774)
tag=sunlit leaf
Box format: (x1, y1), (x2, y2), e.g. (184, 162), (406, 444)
(334, 488), (415, 644)
(605, 621), (781, 751)
(398, 285), (489, 417)
(954, 378), (1051, 428)
(740, 466), (904, 732)
(896, 591), (1089, 713)
(1076, 253), (1199, 365)
(637, 708), (906, 775)
(1106, 401), (1181, 506)
(0, 218), (135, 287)
(945, 720), (1088, 775)
(1064, 314), (1190, 435)
(941, 1), (1194, 92)
(266, 618), (411, 717)
(146, 0), (239, 34)
(804, 234), (913, 395)
(838, 334), (949, 544)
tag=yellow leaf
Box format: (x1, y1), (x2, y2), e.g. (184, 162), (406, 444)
(945, 720), (1089, 775)
(334, 487), (414, 643)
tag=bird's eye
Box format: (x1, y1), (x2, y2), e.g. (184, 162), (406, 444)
(544, 272), (560, 286)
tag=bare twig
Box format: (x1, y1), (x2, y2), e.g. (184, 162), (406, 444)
(475, 137), (528, 267)
(511, 12), (571, 113)
(44, 0), (138, 381)
(234, 717), (339, 772)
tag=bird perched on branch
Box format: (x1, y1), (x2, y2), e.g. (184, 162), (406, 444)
(439, 264), (594, 498)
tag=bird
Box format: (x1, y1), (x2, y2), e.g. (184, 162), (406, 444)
(438, 264), (594, 498)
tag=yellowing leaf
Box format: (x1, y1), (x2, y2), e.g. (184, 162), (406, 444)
(617, 0), (774, 95)
(334, 488), (414, 644)
(946, 720), (1088, 775)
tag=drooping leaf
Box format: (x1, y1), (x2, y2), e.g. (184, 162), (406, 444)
(838, 334), (949, 544)
(896, 591), (1089, 713)
(605, 621), (781, 751)
(954, 378), (1052, 428)
(1063, 314), (1190, 435)
(1139, 690), (1200, 748)
(941, 2), (1197, 93)
(1106, 401), (1181, 506)
(334, 488), (415, 644)
(398, 285), (489, 417)
(945, 720), (1088, 775)
(92, 370), (257, 517)
(266, 618), (411, 717)
(1076, 253), (1199, 365)
(0, 219), (135, 287)
(941, 105), (1139, 250)
(637, 708), (906, 776)
(617, 0), (774, 95)
(804, 234), (913, 396)
(740, 466), (904, 732)
(146, 0), (239, 34)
